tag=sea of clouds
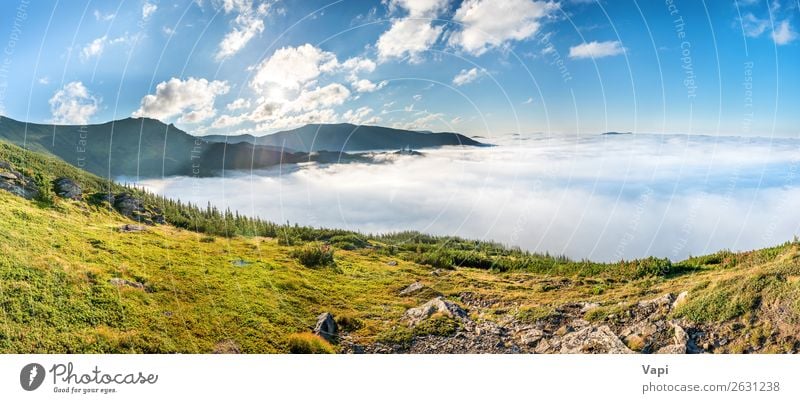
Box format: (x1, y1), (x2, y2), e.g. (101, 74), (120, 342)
(139, 133), (800, 262)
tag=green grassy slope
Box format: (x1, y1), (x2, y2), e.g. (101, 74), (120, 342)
(1, 140), (800, 353)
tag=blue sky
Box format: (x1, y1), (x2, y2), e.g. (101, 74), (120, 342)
(0, 0), (797, 137)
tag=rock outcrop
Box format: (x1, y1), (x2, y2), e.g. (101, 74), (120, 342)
(357, 291), (707, 354)
(110, 192), (165, 225)
(314, 312), (338, 343)
(404, 297), (467, 326)
(0, 162), (39, 200)
(53, 177), (82, 200)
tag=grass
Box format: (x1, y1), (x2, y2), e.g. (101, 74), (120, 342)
(287, 333), (335, 354)
(2, 139), (800, 353)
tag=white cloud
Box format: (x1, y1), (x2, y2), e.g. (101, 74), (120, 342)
(142, 2), (158, 20)
(80, 35), (128, 61)
(286, 83), (351, 113)
(93, 10), (115, 21)
(568, 40), (625, 59)
(343, 106), (380, 125)
(215, 0), (270, 60)
(257, 108), (339, 131)
(216, 14), (264, 60)
(144, 134), (800, 262)
(226, 98), (251, 111)
(741, 13), (769, 37)
(377, 18), (443, 62)
(211, 113), (248, 129)
(133, 77), (230, 123)
(772, 20), (797, 45)
(401, 111), (444, 129)
(211, 84), (350, 129)
(388, 0), (450, 17)
(342, 57), (376, 74)
(452, 67), (482, 86)
(522, 97), (533, 104)
(250, 44), (339, 91)
(49, 81), (99, 125)
(449, 0), (557, 56)
(351, 79), (387, 93)
(37, 76), (50, 85)
(81, 36), (106, 61)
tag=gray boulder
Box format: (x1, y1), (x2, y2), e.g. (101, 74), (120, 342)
(114, 193), (144, 218)
(53, 177), (82, 200)
(398, 281), (425, 296)
(404, 297), (467, 326)
(0, 162), (39, 200)
(314, 312), (337, 342)
(559, 325), (633, 354)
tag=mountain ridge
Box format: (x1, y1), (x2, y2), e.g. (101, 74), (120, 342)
(200, 122), (487, 152)
(0, 116), (485, 179)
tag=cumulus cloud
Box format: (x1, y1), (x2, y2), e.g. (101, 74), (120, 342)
(377, 18), (443, 62)
(93, 10), (115, 21)
(257, 108), (339, 131)
(142, 2), (157, 20)
(250, 44), (339, 91)
(226, 98), (251, 111)
(143, 134), (800, 262)
(214, 0), (271, 60)
(375, 0), (450, 62)
(452, 67), (482, 86)
(285, 83), (351, 113)
(80, 35), (130, 61)
(449, 0), (557, 56)
(49, 81), (99, 125)
(210, 83), (351, 129)
(772, 20), (797, 45)
(568, 40), (625, 59)
(343, 106), (380, 125)
(132, 77), (230, 123)
(741, 13), (769, 37)
(217, 15), (264, 60)
(351, 79), (387, 93)
(388, 0), (450, 17)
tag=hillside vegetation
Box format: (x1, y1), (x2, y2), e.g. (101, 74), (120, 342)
(1, 139), (799, 354)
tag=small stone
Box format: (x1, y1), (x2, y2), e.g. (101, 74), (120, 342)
(118, 224), (147, 232)
(398, 281), (425, 296)
(109, 277), (144, 290)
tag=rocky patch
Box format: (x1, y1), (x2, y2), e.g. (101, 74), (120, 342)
(358, 291), (717, 354)
(0, 162), (39, 200)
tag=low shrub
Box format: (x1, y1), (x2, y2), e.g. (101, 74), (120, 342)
(286, 333), (335, 354)
(291, 242), (335, 268)
(328, 234), (369, 250)
(336, 314), (363, 332)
